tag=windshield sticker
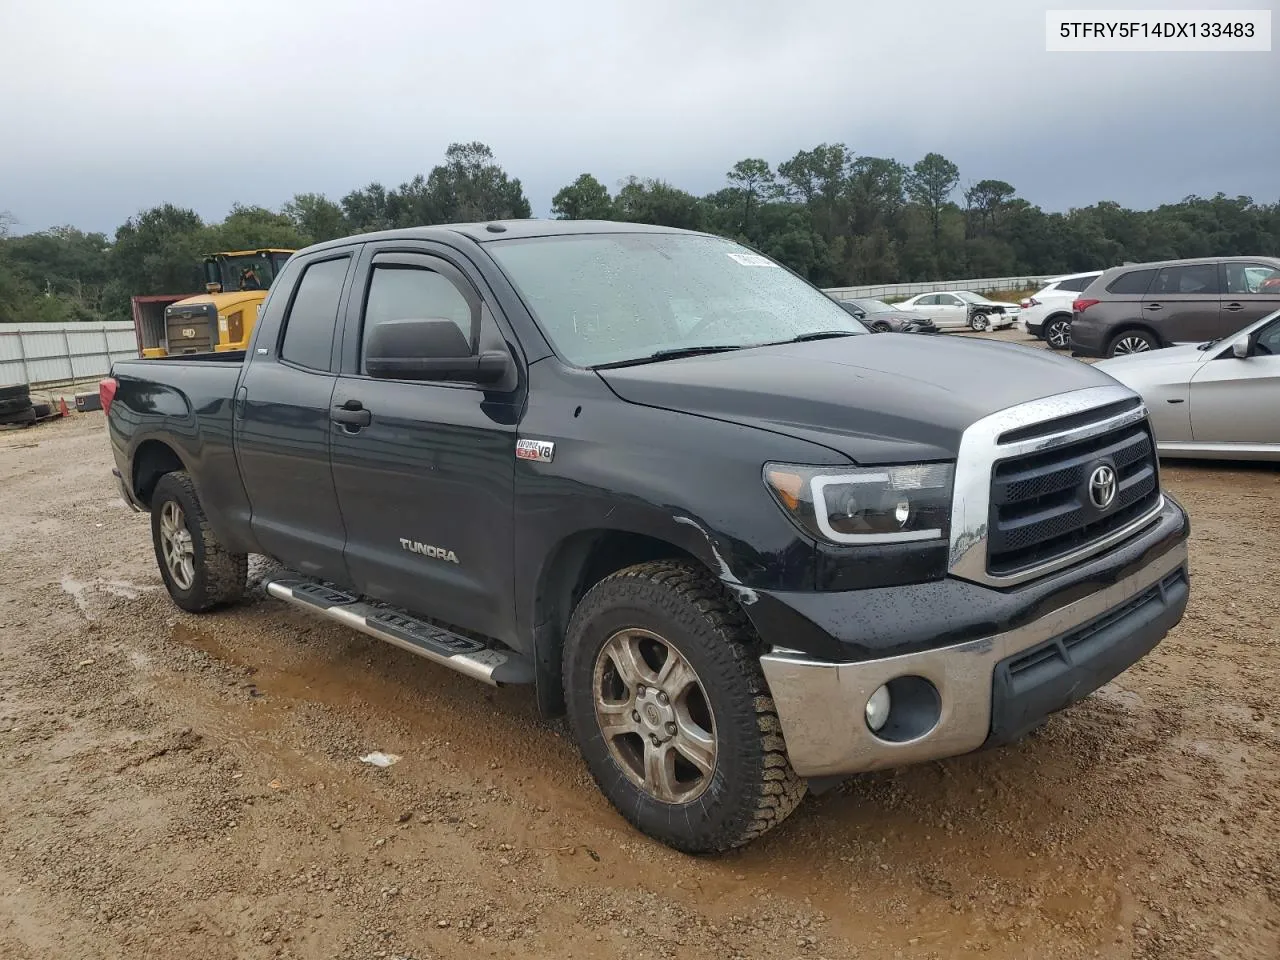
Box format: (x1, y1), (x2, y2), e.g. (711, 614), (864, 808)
(726, 252), (777, 267)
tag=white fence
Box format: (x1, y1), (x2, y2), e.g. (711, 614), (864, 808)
(0, 322), (138, 388)
(823, 274), (1054, 300)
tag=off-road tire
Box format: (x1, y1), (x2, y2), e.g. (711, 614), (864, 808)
(0, 396), (31, 415)
(31, 402), (52, 419)
(563, 560), (806, 853)
(0, 383), (30, 402)
(0, 406), (36, 426)
(150, 471), (247, 613)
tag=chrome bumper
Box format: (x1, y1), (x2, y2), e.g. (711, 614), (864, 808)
(759, 540), (1187, 778)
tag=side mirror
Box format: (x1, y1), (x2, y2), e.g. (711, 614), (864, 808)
(366, 318), (512, 384)
(1232, 336), (1251, 359)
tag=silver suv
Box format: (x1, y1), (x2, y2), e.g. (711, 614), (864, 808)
(1069, 257), (1280, 358)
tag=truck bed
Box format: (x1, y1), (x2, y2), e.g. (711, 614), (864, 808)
(128, 350), (247, 365)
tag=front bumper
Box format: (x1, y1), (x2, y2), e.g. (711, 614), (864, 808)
(759, 522), (1188, 778)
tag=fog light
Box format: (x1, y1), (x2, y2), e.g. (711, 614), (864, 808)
(865, 684), (891, 732)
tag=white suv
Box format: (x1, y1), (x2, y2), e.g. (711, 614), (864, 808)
(1021, 271), (1103, 349)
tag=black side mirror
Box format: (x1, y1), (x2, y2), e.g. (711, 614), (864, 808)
(366, 318), (512, 384)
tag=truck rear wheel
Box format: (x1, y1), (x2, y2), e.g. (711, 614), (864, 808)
(563, 560), (805, 853)
(150, 471), (247, 613)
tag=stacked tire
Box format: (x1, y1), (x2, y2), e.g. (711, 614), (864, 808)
(0, 383), (37, 427)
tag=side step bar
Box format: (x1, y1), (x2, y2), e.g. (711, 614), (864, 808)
(264, 577), (534, 687)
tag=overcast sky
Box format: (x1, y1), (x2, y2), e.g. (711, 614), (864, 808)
(1, 0), (1276, 235)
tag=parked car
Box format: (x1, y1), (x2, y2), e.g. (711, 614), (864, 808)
(1020, 271), (1103, 349)
(833, 297), (937, 333)
(895, 291), (1018, 331)
(1095, 308), (1280, 460)
(1070, 257), (1280, 358)
(102, 220), (1190, 853)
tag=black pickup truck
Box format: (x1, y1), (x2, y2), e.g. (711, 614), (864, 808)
(103, 220), (1190, 853)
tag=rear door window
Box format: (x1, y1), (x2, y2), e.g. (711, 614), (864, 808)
(1150, 263), (1220, 296)
(1106, 269), (1157, 296)
(1058, 275), (1097, 293)
(280, 256), (350, 371)
(1223, 261), (1280, 295)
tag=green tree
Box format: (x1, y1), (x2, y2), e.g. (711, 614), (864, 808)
(614, 177), (704, 230)
(423, 142), (532, 223)
(725, 158), (775, 238)
(906, 152), (960, 252)
(110, 204), (207, 298)
(283, 193), (348, 244)
(551, 173), (615, 220)
(341, 182), (393, 232)
(208, 203), (305, 252)
(964, 179), (1017, 237)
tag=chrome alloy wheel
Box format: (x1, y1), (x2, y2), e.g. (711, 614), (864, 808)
(159, 500), (195, 590)
(592, 628), (717, 803)
(1112, 335), (1152, 355)
(1047, 318), (1072, 349)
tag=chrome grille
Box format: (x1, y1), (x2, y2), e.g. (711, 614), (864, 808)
(948, 385), (1166, 588)
(987, 418), (1160, 576)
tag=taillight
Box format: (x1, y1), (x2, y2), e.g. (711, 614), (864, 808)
(1073, 298), (1100, 314)
(99, 377), (118, 417)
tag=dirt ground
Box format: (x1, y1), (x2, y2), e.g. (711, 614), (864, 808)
(1, 332), (1277, 960)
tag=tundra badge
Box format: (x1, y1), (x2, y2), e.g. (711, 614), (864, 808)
(399, 539), (459, 564)
(516, 439), (555, 463)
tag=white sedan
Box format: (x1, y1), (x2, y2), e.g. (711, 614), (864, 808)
(895, 291), (1019, 331)
(1096, 309), (1280, 460)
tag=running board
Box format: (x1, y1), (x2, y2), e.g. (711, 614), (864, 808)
(264, 577), (534, 686)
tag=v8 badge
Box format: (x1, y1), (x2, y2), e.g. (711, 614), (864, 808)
(515, 439), (555, 463)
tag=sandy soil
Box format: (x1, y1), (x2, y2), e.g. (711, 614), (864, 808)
(1, 335), (1277, 959)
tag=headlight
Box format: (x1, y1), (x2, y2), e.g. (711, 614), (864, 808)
(764, 462), (954, 545)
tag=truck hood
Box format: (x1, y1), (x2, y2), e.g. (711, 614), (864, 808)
(597, 334), (1121, 463)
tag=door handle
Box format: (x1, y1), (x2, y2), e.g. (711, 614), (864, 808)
(331, 400), (372, 428)
(1145, 303), (1162, 311)
(1224, 303), (1244, 312)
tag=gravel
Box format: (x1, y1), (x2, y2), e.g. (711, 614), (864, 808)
(1, 358), (1277, 959)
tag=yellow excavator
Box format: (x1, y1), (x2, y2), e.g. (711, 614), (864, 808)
(140, 249), (295, 357)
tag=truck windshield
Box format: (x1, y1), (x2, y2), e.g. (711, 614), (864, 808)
(488, 233), (867, 367)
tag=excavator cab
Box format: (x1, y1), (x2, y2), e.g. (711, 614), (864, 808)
(146, 249), (295, 356)
(203, 249), (294, 295)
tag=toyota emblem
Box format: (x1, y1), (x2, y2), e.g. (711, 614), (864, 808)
(1088, 464), (1117, 510)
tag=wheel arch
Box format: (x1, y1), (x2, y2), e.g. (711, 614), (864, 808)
(531, 528), (712, 718)
(131, 438), (188, 508)
(1107, 324), (1164, 354)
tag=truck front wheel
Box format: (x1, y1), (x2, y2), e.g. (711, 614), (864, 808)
(563, 560), (805, 853)
(150, 471), (247, 613)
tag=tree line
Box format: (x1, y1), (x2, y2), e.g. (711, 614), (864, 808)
(1, 140), (1277, 324)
